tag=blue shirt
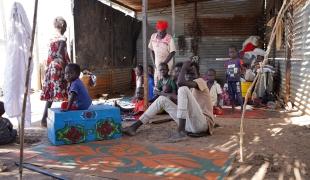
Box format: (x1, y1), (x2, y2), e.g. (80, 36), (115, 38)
(69, 79), (92, 110)
(148, 74), (155, 100)
(225, 59), (243, 82)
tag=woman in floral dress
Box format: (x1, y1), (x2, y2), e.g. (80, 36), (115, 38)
(40, 17), (70, 127)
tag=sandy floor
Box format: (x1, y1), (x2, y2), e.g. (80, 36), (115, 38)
(1, 93), (310, 179)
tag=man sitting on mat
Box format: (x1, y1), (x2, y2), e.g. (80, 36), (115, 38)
(122, 60), (215, 141)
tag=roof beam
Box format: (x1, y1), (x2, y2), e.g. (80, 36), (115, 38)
(110, 0), (136, 12)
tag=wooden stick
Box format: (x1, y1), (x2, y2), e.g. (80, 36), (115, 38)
(239, 0), (292, 162)
(19, 0), (39, 179)
(142, 0), (149, 109)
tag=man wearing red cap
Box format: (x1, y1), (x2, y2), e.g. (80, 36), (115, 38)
(148, 20), (176, 86)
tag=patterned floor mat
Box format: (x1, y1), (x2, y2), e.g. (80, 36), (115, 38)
(22, 140), (234, 180)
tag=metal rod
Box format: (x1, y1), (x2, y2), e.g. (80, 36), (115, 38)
(142, 0), (149, 108)
(16, 163), (69, 180)
(19, 0), (39, 179)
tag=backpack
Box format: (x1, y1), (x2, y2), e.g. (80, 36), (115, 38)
(0, 118), (17, 145)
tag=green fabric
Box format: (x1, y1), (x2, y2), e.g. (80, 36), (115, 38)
(157, 77), (177, 92)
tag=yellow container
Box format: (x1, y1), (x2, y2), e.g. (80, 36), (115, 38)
(241, 82), (252, 97)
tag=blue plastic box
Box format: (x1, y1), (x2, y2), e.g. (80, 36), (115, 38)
(47, 105), (122, 145)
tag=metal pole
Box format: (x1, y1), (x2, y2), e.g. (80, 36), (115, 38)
(19, 0), (39, 179)
(142, 0), (148, 108)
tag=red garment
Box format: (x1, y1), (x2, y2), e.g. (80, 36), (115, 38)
(133, 100), (145, 113)
(213, 106), (224, 115)
(132, 99), (145, 120)
(156, 20), (168, 30)
(61, 101), (78, 111)
(40, 35), (70, 102)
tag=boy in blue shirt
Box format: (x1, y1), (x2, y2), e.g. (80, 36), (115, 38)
(224, 46), (244, 111)
(62, 63), (92, 111)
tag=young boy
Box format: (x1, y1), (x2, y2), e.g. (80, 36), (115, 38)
(154, 63), (177, 100)
(62, 63), (92, 111)
(225, 46), (244, 111)
(0, 101), (17, 145)
(115, 87), (145, 120)
(205, 69), (223, 107)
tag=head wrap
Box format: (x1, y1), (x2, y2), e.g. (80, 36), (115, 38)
(253, 48), (266, 57)
(156, 20), (168, 31)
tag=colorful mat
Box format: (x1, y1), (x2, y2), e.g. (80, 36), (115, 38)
(23, 140), (233, 180)
(216, 108), (279, 119)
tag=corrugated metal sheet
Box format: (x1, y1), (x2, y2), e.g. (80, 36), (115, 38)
(274, 0), (310, 115)
(290, 0), (310, 115)
(86, 68), (132, 97)
(136, 0), (263, 85)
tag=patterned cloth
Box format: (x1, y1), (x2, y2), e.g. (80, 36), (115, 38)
(40, 35), (70, 102)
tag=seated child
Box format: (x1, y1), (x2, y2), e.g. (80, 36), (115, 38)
(115, 87), (145, 120)
(62, 63), (92, 111)
(205, 69), (223, 109)
(135, 65), (143, 89)
(205, 69), (224, 115)
(0, 101), (17, 145)
(153, 62), (177, 102)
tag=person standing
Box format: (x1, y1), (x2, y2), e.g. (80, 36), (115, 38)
(148, 20), (176, 86)
(224, 46), (244, 112)
(40, 17), (70, 127)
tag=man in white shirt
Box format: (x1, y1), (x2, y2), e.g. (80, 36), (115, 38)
(148, 20), (176, 86)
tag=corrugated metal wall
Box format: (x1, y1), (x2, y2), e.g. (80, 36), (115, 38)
(274, 0), (310, 115)
(73, 0), (141, 95)
(290, 0), (310, 115)
(136, 0), (263, 84)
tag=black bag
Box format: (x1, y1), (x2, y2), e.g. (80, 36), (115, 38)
(0, 118), (17, 145)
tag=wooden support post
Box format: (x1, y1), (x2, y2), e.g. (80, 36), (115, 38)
(239, 0), (291, 163)
(171, 0), (175, 37)
(142, 0), (149, 109)
(19, 0), (39, 179)
(285, 5), (293, 104)
(171, 0), (176, 66)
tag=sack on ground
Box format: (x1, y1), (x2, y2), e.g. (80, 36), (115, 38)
(0, 118), (17, 145)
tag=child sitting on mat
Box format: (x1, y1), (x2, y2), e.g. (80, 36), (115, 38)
(115, 87), (145, 120)
(205, 69), (223, 115)
(62, 63), (92, 111)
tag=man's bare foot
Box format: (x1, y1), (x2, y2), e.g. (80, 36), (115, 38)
(166, 131), (187, 143)
(122, 126), (137, 136)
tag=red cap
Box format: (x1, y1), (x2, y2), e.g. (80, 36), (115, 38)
(156, 20), (168, 31)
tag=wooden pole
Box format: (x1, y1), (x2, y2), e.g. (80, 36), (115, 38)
(285, 6), (293, 104)
(171, 0), (176, 67)
(239, 0), (291, 162)
(19, 0), (39, 179)
(171, 0), (175, 37)
(142, 0), (149, 109)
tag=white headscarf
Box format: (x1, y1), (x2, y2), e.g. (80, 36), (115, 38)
(3, 2), (33, 127)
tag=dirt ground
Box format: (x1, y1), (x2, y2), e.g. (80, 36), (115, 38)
(0, 110), (310, 179)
